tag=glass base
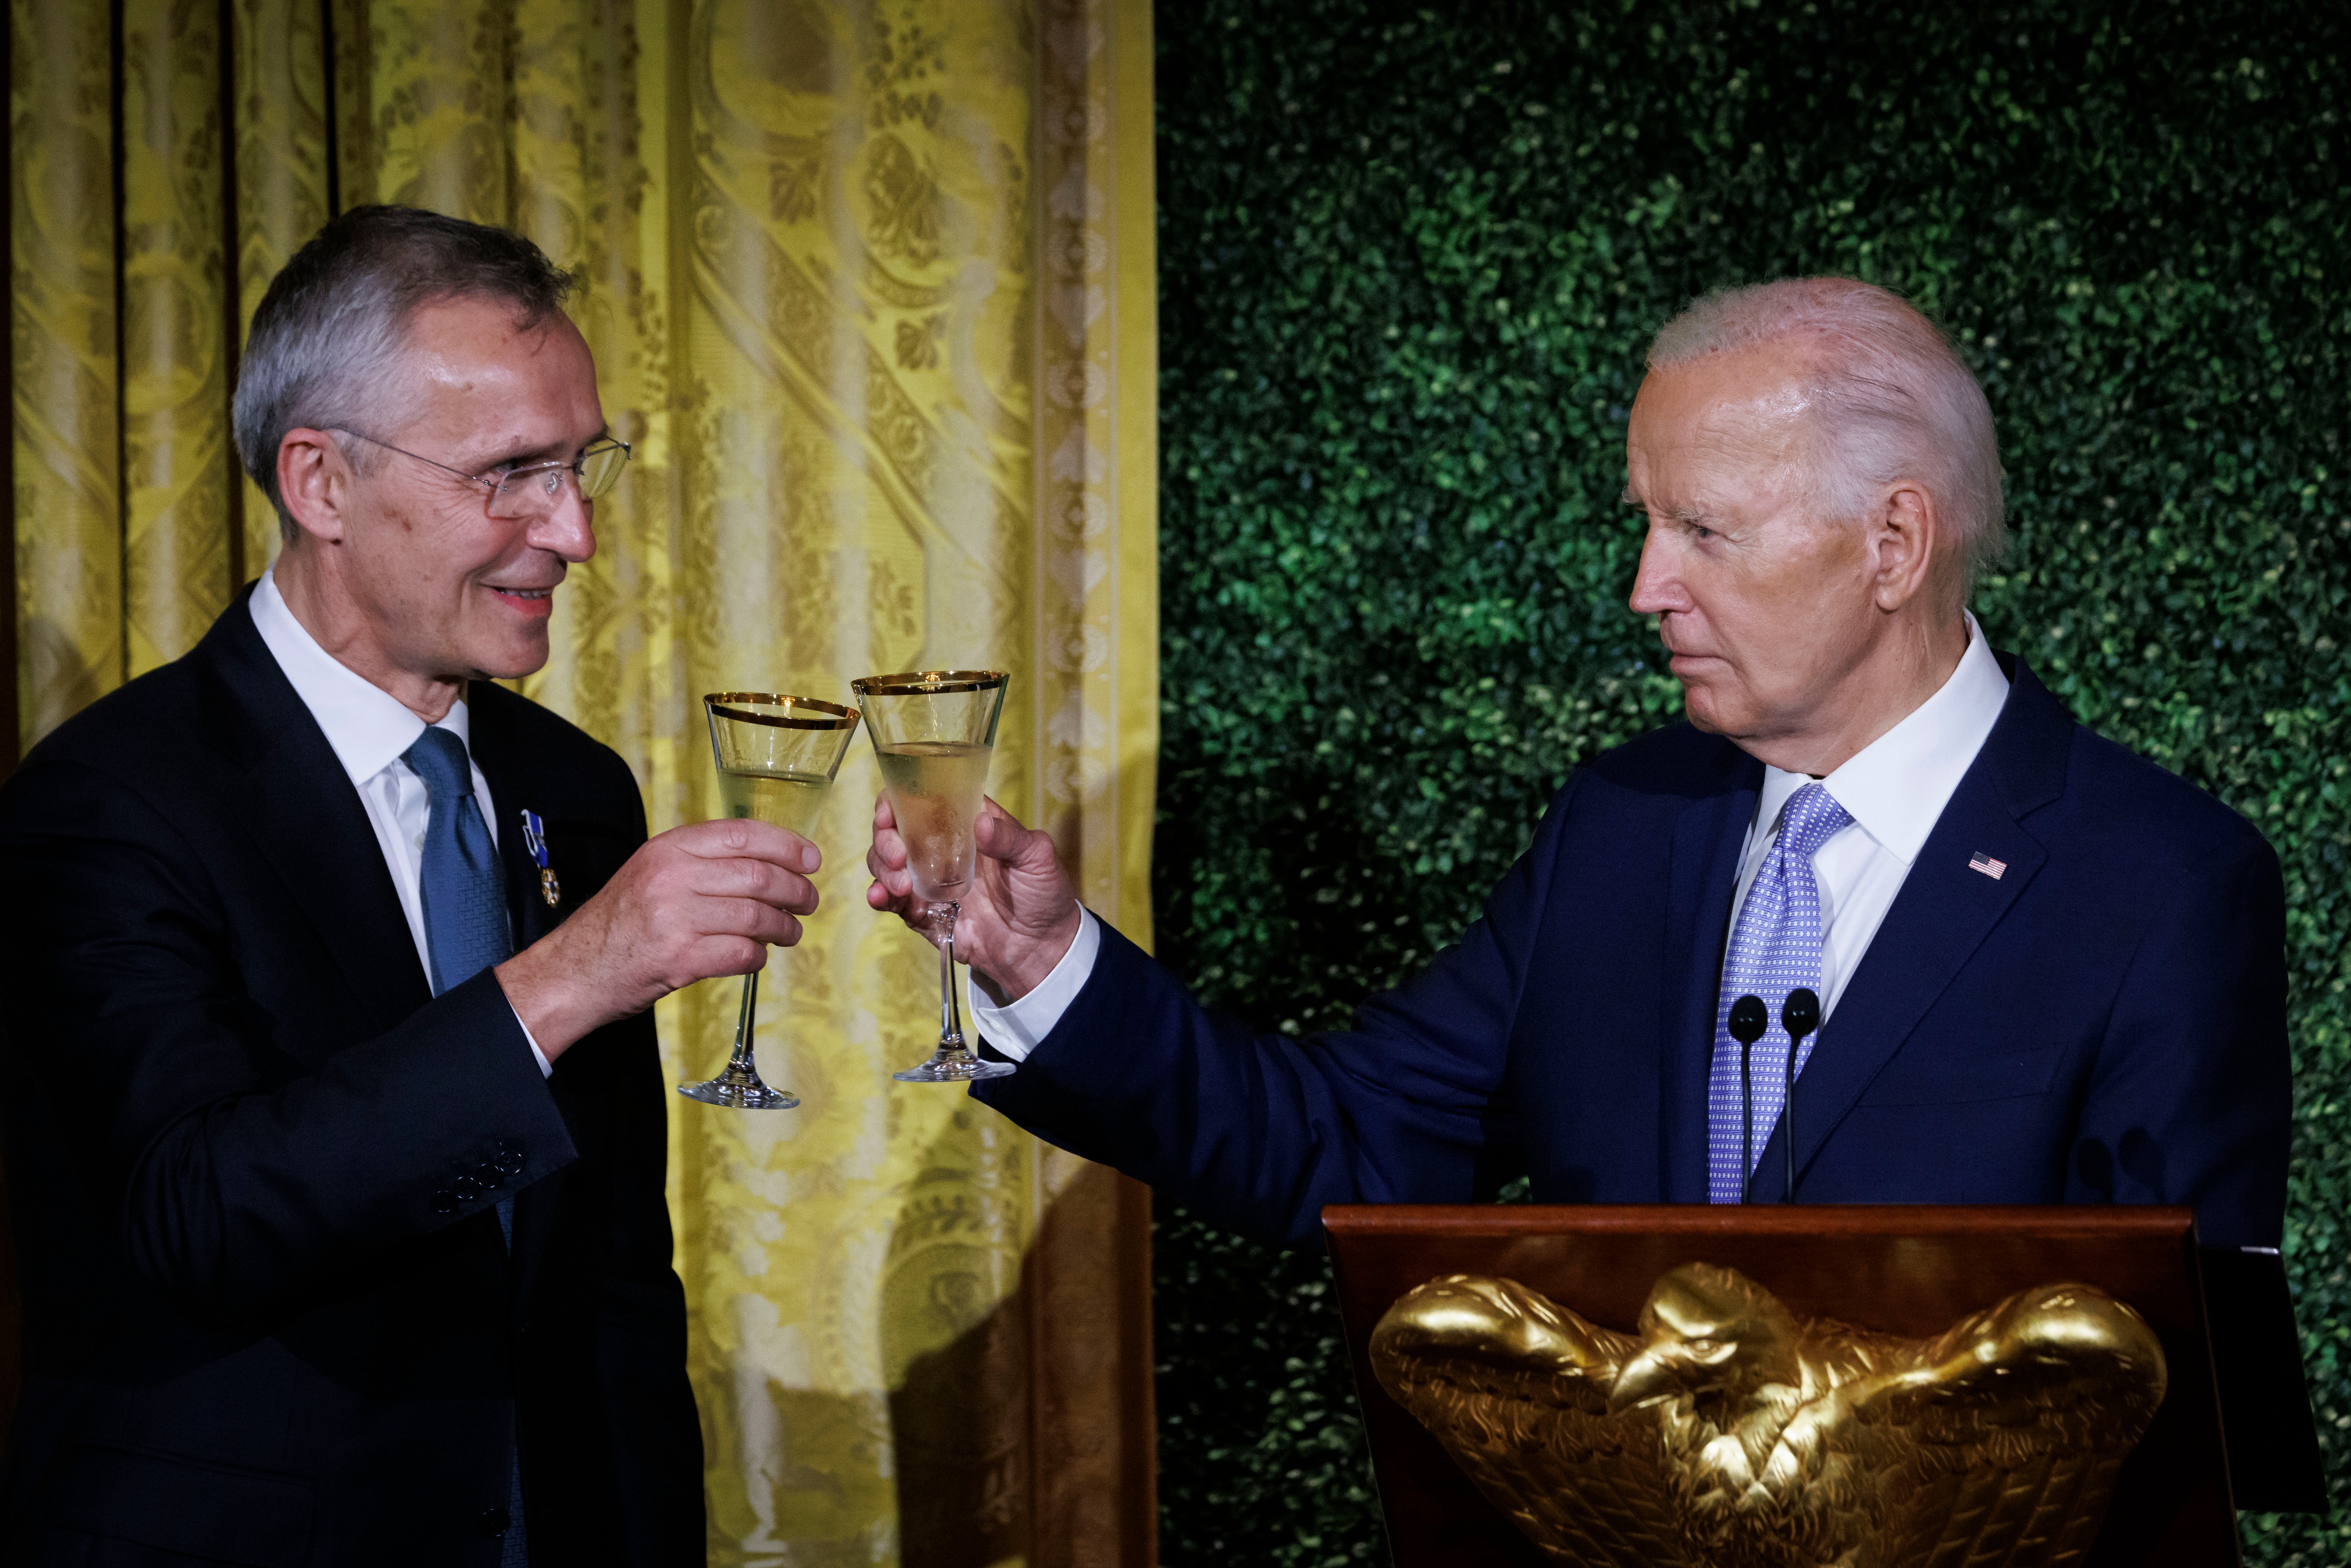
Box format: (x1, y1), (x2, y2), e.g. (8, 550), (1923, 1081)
(892, 1051), (1016, 1083)
(677, 1073), (801, 1110)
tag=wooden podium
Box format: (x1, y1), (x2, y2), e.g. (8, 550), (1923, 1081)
(1324, 1205), (2323, 1567)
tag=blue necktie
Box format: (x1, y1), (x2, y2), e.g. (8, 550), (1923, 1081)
(401, 725), (529, 1566)
(1706, 782), (1854, 1204)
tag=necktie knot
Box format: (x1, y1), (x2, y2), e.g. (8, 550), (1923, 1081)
(1778, 782), (1852, 861)
(403, 726), (475, 802)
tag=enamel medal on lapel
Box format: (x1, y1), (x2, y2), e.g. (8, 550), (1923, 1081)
(521, 809), (560, 906)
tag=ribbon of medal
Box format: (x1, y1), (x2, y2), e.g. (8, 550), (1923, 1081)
(520, 809), (560, 907)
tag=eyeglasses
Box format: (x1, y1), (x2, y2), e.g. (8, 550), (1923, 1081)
(333, 429), (632, 519)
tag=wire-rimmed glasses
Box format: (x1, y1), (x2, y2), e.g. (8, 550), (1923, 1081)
(850, 670), (1013, 1084)
(331, 428), (632, 518)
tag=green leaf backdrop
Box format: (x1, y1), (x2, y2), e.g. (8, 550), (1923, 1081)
(1145, 1), (2351, 1562)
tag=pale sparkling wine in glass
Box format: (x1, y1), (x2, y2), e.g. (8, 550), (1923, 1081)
(850, 669), (1012, 1085)
(678, 692), (863, 1112)
(876, 740), (992, 904)
(718, 766), (831, 837)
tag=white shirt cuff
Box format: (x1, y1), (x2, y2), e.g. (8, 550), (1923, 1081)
(969, 907), (1101, 1062)
(511, 1003), (555, 1079)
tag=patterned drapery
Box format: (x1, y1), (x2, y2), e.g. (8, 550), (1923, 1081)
(5, 2), (1158, 1561)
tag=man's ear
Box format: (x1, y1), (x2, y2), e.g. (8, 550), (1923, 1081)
(277, 429), (353, 544)
(1866, 482), (1942, 613)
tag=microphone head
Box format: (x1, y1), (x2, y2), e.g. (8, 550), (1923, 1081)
(1728, 995), (1768, 1045)
(1781, 987), (1821, 1040)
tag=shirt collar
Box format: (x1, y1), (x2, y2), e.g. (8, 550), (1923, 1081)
(1756, 612), (2011, 865)
(247, 566), (471, 786)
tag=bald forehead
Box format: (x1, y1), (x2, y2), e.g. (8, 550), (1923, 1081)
(1625, 342), (1826, 513)
(1637, 343), (1818, 447)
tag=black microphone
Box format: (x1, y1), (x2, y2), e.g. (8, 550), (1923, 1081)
(1728, 996), (1768, 1203)
(1780, 988), (1821, 1202)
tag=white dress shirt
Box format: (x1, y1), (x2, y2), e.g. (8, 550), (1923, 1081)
(1724, 613), (2009, 1021)
(977, 615), (2011, 1058)
(970, 904), (1102, 1059)
(248, 567), (553, 1076)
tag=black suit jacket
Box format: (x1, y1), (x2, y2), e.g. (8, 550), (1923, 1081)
(0, 593), (703, 1565)
(976, 656), (2290, 1249)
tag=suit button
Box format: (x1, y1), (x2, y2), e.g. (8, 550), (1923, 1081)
(453, 1176), (483, 1201)
(477, 1163), (506, 1189)
(477, 1506), (510, 1536)
(493, 1149), (526, 1176)
(432, 1190), (458, 1215)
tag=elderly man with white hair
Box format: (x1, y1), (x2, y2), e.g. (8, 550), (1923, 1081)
(866, 277), (2289, 1246)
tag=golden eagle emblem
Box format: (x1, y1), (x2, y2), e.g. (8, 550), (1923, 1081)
(1369, 1264), (2167, 1568)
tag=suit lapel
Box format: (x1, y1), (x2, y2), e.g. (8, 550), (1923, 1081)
(1657, 744), (1762, 1203)
(468, 686), (573, 1308)
(196, 594), (431, 1037)
(469, 690), (561, 955)
(1763, 657), (2074, 1194)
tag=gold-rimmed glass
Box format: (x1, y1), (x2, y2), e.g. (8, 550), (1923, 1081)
(850, 670), (1013, 1083)
(677, 692), (862, 1110)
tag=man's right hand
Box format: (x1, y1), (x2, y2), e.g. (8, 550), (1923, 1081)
(495, 818), (819, 1060)
(865, 794), (1083, 1008)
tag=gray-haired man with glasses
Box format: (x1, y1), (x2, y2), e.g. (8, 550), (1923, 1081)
(0, 207), (789, 1564)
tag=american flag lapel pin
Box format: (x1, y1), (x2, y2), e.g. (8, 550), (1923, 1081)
(1967, 851), (2007, 880)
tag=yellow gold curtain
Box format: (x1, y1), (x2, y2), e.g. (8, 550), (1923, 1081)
(6, 2), (1158, 1561)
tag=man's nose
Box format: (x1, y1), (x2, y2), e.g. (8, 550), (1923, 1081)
(1627, 531), (1682, 615)
(529, 482), (598, 563)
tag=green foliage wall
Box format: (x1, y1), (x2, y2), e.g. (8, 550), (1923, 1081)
(1147, 0), (2351, 1562)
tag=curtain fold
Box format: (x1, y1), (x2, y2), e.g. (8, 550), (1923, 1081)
(10, 0), (119, 739)
(5, 3), (1157, 1562)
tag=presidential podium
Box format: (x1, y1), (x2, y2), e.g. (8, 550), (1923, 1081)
(1323, 1205), (2324, 1567)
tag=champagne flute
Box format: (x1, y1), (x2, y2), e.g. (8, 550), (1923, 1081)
(677, 692), (862, 1110)
(849, 670), (1013, 1083)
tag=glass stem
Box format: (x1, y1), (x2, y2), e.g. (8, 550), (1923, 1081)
(937, 902), (968, 1059)
(728, 970), (761, 1079)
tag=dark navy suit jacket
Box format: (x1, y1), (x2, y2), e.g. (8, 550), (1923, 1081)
(974, 655), (2290, 1249)
(0, 594), (702, 1565)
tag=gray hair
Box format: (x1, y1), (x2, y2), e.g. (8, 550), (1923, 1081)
(232, 206), (576, 535)
(1647, 278), (2006, 591)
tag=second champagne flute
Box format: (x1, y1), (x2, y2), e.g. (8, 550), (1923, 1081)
(851, 670), (1012, 1083)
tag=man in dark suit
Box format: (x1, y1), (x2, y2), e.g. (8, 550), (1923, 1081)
(865, 277), (2289, 1250)
(0, 208), (816, 1563)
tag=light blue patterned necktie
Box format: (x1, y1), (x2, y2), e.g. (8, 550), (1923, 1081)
(401, 725), (530, 1567)
(1706, 781), (1854, 1203)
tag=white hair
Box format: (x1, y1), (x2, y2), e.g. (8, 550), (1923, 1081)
(1647, 278), (2006, 590)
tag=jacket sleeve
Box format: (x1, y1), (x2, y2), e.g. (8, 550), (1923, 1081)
(2065, 820), (2291, 1248)
(0, 757), (579, 1327)
(972, 776), (1582, 1246)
